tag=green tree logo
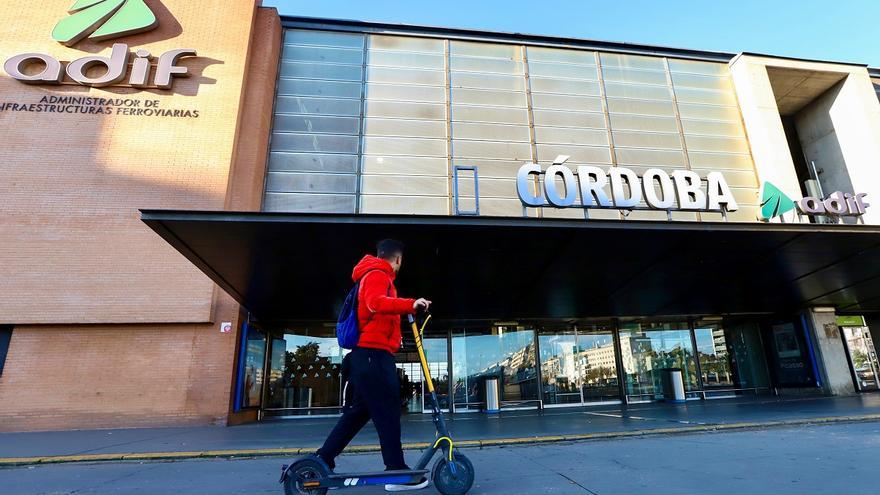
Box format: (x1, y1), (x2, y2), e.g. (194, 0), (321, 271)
(52, 0), (158, 47)
(759, 181), (797, 220)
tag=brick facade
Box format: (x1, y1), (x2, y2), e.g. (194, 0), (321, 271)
(0, 1), (277, 431)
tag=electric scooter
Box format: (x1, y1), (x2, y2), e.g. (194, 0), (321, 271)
(280, 312), (475, 495)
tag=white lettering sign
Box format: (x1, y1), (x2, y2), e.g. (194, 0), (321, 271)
(517, 161), (739, 213)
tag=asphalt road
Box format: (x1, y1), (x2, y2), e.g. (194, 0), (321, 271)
(3, 421), (879, 495)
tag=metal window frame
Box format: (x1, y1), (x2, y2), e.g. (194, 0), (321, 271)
(452, 165), (480, 216)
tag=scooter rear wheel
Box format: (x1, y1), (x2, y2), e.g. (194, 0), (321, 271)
(283, 458), (329, 495)
(432, 452), (474, 495)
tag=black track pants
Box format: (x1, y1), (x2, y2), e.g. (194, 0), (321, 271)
(317, 347), (406, 471)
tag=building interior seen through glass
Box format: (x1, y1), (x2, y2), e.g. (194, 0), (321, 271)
(242, 317), (772, 416)
(266, 29), (760, 222)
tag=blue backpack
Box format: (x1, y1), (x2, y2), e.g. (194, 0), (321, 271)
(336, 270), (386, 349)
(336, 281), (362, 349)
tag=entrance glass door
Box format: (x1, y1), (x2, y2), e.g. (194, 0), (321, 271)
(539, 329), (581, 406)
(619, 322), (698, 401)
(451, 324), (539, 411)
(842, 326), (880, 392)
(577, 324), (620, 403)
(395, 336), (450, 413)
(694, 323), (735, 390)
(264, 325), (347, 416)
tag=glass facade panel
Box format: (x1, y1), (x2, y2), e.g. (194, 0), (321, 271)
(365, 83), (446, 102)
(539, 329), (582, 405)
(451, 72), (525, 91)
(600, 53), (666, 70)
(606, 98), (676, 116)
(532, 94), (603, 112)
(255, 319), (774, 416)
(268, 152), (359, 173)
(270, 133), (359, 154)
(619, 322), (698, 400)
(285, 29), (365, 49)
(276, 79), (362, 98)
(452, 325), (538, 410)
(533, 109), (606, 129)
(604, 82), (672, 101)
(534, 126), (608, 146)
(263, 193), (357, 213)
(362, 136), (447, 157)
(667, 59), (729, 76)
(239, 325), (266, 408)
(450, 57), (524, 75)
(366, 66), (446, 85)
(364, 101), (446, 120)
(366, 50), (445, 69)
(368, 35), (444, 53)
(265, 326), (348, 416)
(528, 61), (599, 80)
(281, 45), (364, 64)
(602, 66), (668, 85)
(452, 122), (531, 142)
(612, 131), (682, 150)
(266, 29), (760, 220)
(272, 115), (360, 135)
(694, 324), (734, 389)
(363, 118), (447, 138)
(279, 61), (362, 81)
(527, 46), (597, 65)
(274, 97), (361, 116)
(577, 325), (620, 402)
(265, 172), (357, 194)
(609, 114), (679, 133)
(529, 78), (601, 96)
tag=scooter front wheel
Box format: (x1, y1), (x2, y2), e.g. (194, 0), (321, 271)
(431, 451), (474, 495)
(283, 458), (329, 495)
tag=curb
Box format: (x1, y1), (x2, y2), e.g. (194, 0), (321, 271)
(3, 414), (880, 467)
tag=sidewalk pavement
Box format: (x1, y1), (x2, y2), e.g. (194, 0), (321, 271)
(2, 394), (880, 465)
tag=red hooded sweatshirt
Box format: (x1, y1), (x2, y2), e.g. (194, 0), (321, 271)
(352, 255), (416, 354)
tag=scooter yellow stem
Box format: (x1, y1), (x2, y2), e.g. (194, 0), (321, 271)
(410, 314), (435, 393)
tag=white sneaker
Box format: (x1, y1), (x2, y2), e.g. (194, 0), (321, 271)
(385, 477), (430, 492)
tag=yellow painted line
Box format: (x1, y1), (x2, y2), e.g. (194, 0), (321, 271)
(3, 414), (880, 467)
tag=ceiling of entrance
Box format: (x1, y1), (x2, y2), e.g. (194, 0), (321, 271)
(766, 66), (848, 115)
(141, 211), (880, 322)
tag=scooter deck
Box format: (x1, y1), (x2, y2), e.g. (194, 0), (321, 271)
(320, 469), (430, 488)
(326, 469), (429, 479)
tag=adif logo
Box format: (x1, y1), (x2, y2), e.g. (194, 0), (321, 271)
(759, 181), (869, 220)
(3, 1), (195, 89)
(52, 0), (158, 47)
(758, 182), (797, 220)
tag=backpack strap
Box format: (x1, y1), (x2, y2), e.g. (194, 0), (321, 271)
(358, 269), (392, 324)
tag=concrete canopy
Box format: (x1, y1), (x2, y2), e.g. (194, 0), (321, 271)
(141, 211), (880, 322)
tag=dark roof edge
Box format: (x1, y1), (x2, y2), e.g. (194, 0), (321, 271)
(279, 15), (880, 72)
(279, 15), (735, 63)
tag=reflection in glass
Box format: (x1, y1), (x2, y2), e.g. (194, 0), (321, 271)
(577, 326), (620, 402)
(396, 336), (449, 413)
(620, 322), (698, 400)
(725, 321), (770, 390)
(452, 325), (538, 410)
(842, 326), (880, 392)
(266, 326), (347, 416)
(694, 325), (733, 388)
(540, 329), (581, 405)
(240, 325), (266, 408)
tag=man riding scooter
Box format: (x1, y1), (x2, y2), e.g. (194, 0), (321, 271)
(314, 239), (432, 492)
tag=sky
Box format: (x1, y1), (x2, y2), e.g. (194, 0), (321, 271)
(263, 0), (880, 67)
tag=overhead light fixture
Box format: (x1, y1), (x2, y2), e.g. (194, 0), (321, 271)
(813, 307), (836, 313)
